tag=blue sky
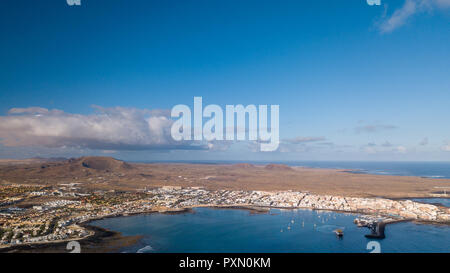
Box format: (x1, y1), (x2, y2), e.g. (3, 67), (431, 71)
(0, 0), (449, 161)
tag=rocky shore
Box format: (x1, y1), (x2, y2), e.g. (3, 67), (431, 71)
(0, 223), (142, 253)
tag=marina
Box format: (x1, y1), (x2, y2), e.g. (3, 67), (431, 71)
(91, 207), (450, 253)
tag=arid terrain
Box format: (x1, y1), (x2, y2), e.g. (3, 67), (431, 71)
(1, 157), (449, 251)
(0, 157), (449, 199)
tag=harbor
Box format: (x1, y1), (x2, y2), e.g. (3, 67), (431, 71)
(91, 207), (450, 253)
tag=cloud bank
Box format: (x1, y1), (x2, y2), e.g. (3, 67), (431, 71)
(283, 136), (326, 144)
(361, 142), (407, 154)
(419, 137), (429, 146)
(354, 123), (397, 133)
(441, 143), (450, 152)
(0, 106), (207, 151)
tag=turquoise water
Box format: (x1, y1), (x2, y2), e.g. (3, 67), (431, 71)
(91, 208), (450, 253)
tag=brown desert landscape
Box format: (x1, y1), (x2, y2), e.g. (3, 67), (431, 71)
(0, 156), (448, 199)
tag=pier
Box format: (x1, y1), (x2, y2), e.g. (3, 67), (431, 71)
(354, 217), (386, 239)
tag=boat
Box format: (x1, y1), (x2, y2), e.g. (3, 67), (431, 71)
(334, 229), (344, 237)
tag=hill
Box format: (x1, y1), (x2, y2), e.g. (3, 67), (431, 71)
(232, 163), (256, 169)
(264, 164), (293, 171)
(70, 156), (133, 171)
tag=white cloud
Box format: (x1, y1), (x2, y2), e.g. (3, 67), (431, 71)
(379, 0), (450, 33)
(360, 142), (407, 154)
(0, 106), (207, 151)
(8, 107), (53, 115)
(380, 0), (418, 33)
(441, 143), (450, 151)
(419, 137), (429, 146)
(394, 145), (407, 153)
(283, 136), (326, 144)
(435, 0), (450, 8)
(364, 146), (378, 154)
(275, 136), (334, 153)
(206, 140), (233, 151)
(381, 141), (393, 147)
(354, 123), (397, 133)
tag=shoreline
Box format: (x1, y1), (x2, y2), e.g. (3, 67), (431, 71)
(1, 203), (449, 253)
(0, 222), (142, 253)
(1, 158), (449, 252)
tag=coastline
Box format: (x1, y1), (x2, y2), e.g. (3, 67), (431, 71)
(1, 159), (449, 252)
(0, 222), (142, 253)
(1, 194), (449, 252)
(1, 201), (449, 253)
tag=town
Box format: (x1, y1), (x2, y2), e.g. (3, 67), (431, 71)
(1, 183), (449, 249)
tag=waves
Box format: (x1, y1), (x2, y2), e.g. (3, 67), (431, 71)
(299, 162), (450, 179)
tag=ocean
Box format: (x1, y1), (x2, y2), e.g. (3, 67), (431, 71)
(91, 208), (450, 253)
(288, 161), (450, 179)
